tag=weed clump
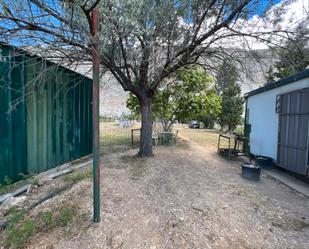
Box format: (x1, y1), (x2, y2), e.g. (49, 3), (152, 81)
(64, 170), (92, 184)
(1, 204), (78, 248)
(3, 209), (35, 248)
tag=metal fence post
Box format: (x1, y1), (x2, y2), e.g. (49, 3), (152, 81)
(92, 6), (100, 223)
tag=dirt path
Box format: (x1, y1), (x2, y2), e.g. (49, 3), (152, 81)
(23, 138), (309, 249)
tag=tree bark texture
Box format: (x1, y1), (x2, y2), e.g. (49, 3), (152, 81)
(139, 96), (153, 157)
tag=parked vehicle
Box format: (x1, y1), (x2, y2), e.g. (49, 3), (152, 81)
(188, 120), (200, 129)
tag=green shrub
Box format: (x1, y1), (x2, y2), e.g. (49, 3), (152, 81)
(58, 207), (75, 226)
(4, 218), (35, 248)
(4, 176), (12, 185)
(2, 205), (78, 248)
(41, 211), (54, 229)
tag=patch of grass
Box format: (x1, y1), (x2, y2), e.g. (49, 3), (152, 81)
(41, 211), (54, 230)
(38, 205), (77, 231)
(4, 219), (35, 248)
(0, 184), (15, 195)
(0, 176), (15, 195)
(64, 170), (92, 184)
(4, 176), (13, 185)
(101, 143), (132, 154)
(0, 182), (24, 196)
(3, 209), (35, 249)
(1, 204), (78, 248)
(176, 126), (228, 148)
(6, 207), (24, 224)
(128, 164), (145, 179)
(0, 174), (34, 195)
(121, 155), (146, 179)
(120, 154), (139, 163)
(58, 206), (76, 226)
(18, 173), (32, 181)
(175, 138), (190, 149)
(100, 122), (141, 153)
(100, 134), (132, 153)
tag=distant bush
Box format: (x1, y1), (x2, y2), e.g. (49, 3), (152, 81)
(100, 116), (114, 122)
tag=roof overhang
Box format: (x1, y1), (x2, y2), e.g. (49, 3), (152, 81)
(244, 69), (309, 98)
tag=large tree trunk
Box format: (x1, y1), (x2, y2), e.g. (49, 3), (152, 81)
(139, 96), (153, 157)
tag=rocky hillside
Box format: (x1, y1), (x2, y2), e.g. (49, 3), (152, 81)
(100, 49), (277, 118)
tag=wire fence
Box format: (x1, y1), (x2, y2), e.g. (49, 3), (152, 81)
(100, 121), (140, 153)
(100, 121), (168, 153)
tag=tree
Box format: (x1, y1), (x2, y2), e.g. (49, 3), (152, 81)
(217, 61), (244, 132)
(127, 65), (221, 132)
(0, 0), (300, 156)
(199, 113), (217, 129)
(266, 22), (309, 82)
(216, 60), (240, 95)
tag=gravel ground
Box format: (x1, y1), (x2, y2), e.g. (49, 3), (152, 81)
(3, 136), (309, 249)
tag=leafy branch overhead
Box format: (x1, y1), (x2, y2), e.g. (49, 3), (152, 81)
(266, 22), (309, 82)
(0, 0), (305, 156)
(0, 1), (297, 94)
(127, 66), (221, 131)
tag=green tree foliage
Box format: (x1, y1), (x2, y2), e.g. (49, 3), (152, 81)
(216, 61), (240, 95)
(127, 66), (221, 131)
(217, 61), (244, 132)
(199, 113), (217, 129)
(266, 23), (309, 82)
(0, 0), (296, 156)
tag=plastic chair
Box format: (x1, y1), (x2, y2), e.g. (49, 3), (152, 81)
(152, 132), (159, 146)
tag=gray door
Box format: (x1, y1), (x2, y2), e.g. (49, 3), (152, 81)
(277, 88), (309, 176)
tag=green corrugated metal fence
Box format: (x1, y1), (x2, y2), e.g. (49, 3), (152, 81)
(0, 45), (27, 184)
(0, 45), (92, 185)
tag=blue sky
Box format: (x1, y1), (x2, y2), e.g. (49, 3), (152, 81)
(252, 0), (282, 16)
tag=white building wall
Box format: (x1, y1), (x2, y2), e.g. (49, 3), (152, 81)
(247, 78), (309, 161)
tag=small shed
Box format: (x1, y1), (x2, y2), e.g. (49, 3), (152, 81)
(244, 69), (309, 176)
(0, 44), (93, 185)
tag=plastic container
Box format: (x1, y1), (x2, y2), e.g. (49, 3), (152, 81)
(256, 156), (273, 169)
(241, 164), (261, 181)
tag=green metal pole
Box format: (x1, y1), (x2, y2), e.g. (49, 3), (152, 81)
(92, 6), (100, 223)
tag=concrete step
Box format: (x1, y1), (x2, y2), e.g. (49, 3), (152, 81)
(263, 168), (309, 198)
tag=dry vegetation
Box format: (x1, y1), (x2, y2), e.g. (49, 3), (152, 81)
(1, 126), (308, 249)
(100, 122), (141, 153)
(174, 124), (231, 149)
(175, 125), (221, 147)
